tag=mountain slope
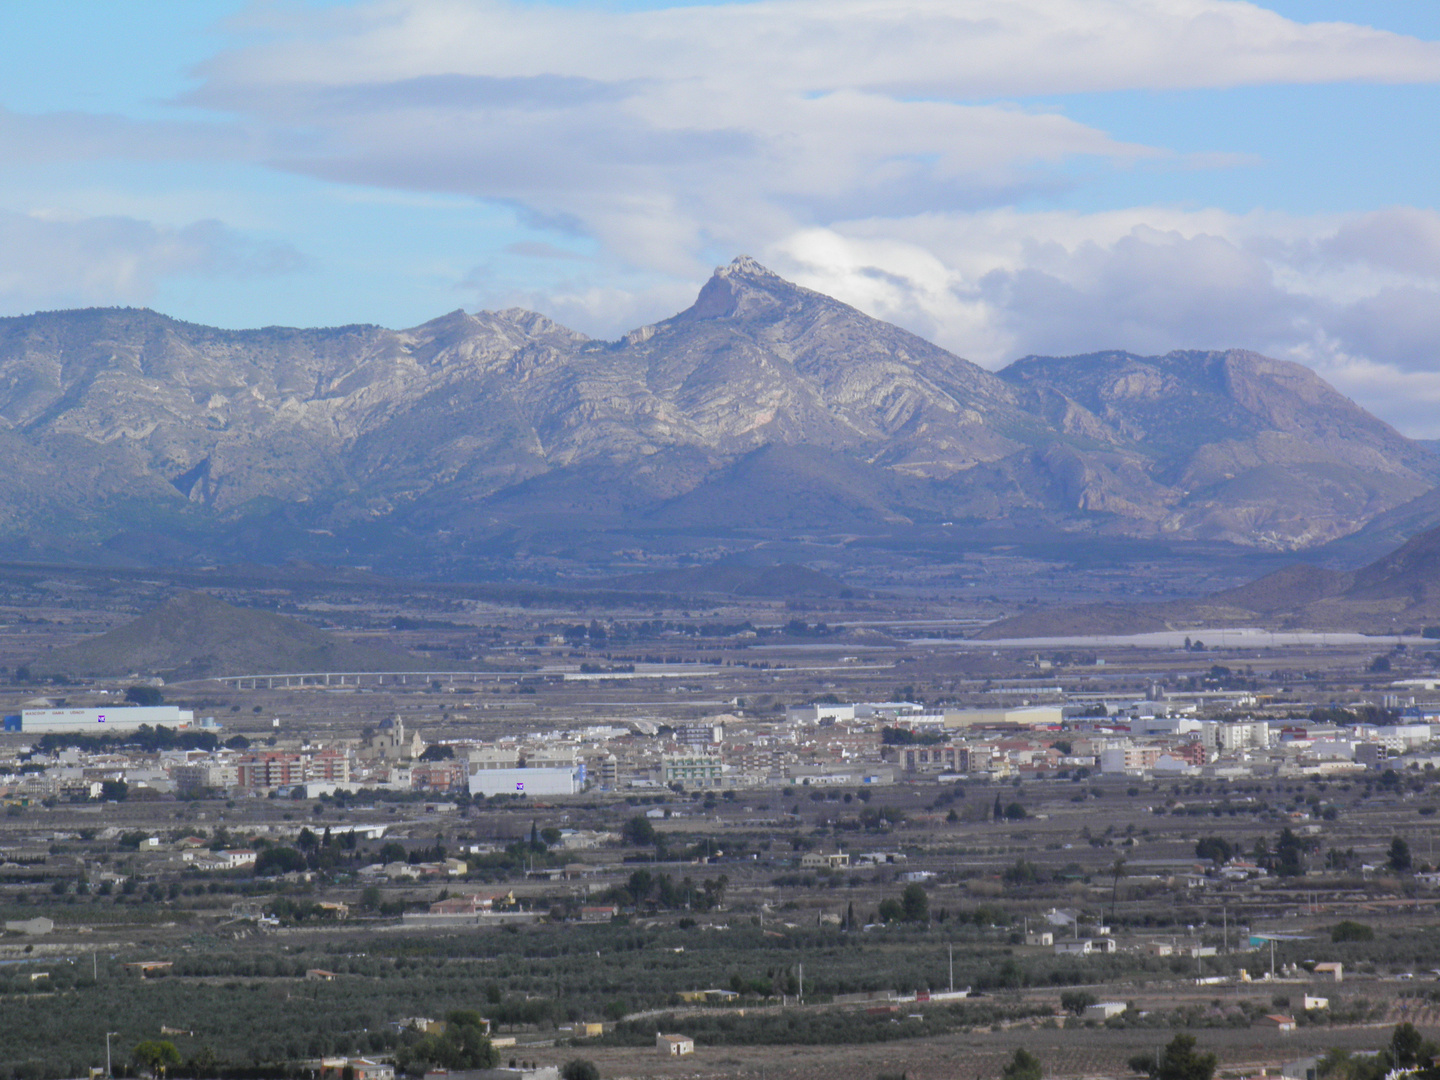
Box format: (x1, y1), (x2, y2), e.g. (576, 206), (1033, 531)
(998, 349), (1436, 548)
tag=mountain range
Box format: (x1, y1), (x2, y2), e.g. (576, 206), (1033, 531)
(0, 256), (1434, 573)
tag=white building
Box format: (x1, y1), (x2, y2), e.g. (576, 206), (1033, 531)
(8, 706), (193, 734)
(468, 766), (583, 798)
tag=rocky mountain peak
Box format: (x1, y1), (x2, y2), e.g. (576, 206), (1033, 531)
(685, 255), (810, 321)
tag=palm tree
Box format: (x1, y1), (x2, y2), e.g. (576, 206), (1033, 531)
(1110, 857), (1127, 924)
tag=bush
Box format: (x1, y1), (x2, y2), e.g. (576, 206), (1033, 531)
(1002, 1048), (1042, 1080)
(1332, 921), (1375, 943)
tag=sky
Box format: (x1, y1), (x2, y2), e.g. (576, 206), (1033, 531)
(1, 1), (1439, 434)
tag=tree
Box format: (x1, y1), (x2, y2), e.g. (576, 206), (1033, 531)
(900, 882), (929, 923)
(1156, 1034), (1217, 1080)
(125, 685), (164, 706)
(100, 779), (128, 802)
(379, 840), (407, 863)
(561, 1061), (601, 1080)
(622, 815), (657, 847)
(133, 1040), (181, 1077)
(1061, 990), (1097, 1015)
(1391, 1023), (1426, 1069)
(1002, 1048), (1043, 1080)
(254, 846), (307, 876)
(1194, 837), (1233, 864)
(395, 1012), (497, 1076)
(1109, 857), (1127, 922)
(1389, 837), (1413, 873)
(1275, 828), (1304, 877)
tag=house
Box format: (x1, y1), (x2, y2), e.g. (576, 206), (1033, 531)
(799, 851), (850, 869)
(1312, 962), (1343, 982)
(1054, 940), (1093, 956)
(429, 891), (516, 916)
(677, 989), (740, 1004)
(1024, 931), (1053, 947)
(559, 1022), (605, 1038)
(319, 1057), (395, 1080)
(306, 969), (339, 982)
(580, 905), (617, 922)
(125, 961), (174, 977)
(1302, 995), (1328, 1010)
(657, 1033), (695, 1056)
(1262, 1014), (1298, 1032)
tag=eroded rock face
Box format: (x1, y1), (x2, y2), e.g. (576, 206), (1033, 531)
(0, 257), (1432, 561)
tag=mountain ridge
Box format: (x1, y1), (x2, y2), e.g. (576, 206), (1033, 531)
(0, 257), (1432, 569)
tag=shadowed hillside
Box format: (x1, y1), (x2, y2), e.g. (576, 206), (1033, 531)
(974, 522), (1440, 638)
(608, 562), (860, 598)
(29, 592), (430, 680)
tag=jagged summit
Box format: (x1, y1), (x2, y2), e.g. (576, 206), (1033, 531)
(717, 254), (780, 279)
(684, 255), (816, 321)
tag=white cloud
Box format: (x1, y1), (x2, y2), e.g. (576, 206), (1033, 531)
(0, 210), (303, 312)
(178, 0), (1440, 278)
(768, 206), (1440, 436)
(205, 0), (1440, 97)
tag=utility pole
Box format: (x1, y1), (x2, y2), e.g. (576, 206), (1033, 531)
(949, 943), (954, 994)
(106, 1032), (118, 1078)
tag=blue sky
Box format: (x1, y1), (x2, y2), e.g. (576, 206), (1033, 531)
(1, 1), (1439, 433)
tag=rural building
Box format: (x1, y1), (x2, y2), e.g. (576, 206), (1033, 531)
(4, 917), (53, 935)
(1303, 995), (1329, 1010)
(1024, 931), (1053, 947)
(1262, 1014), (1298, 1032)
(657, 1033), (695, 1056)
(1312, 962), (1343, 982)
(800, 852), (850, 869)
(1083, 1002), (1128, 1021)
